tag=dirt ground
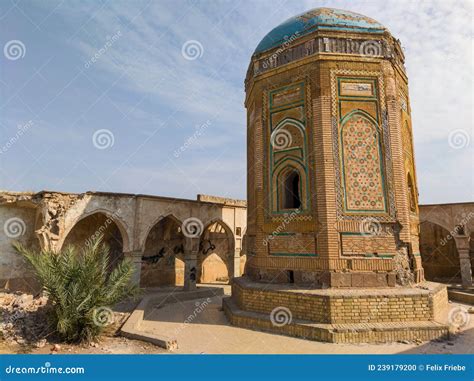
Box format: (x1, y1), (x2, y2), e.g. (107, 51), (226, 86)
(139, 294), (474, 354)
(1, 288), (472, 355)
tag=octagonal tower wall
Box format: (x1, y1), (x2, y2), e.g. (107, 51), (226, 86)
(244, 16), (421, 287)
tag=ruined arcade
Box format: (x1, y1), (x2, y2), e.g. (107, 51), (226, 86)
(223, 8), (450, 343)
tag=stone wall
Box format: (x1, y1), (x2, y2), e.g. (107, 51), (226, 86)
(419, 202), (474, 286)
(0, 204), (40, 291)
(0, 190), (247, 292)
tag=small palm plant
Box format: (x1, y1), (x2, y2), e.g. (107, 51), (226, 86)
(13, 235), (138, 343)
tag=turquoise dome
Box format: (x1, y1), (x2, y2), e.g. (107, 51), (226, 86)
(255, 8), (385, 54)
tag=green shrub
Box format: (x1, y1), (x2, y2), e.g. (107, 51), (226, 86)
(13, 235), (138, 343)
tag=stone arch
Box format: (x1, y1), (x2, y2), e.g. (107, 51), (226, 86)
(59, 209), (131, 252)
(419, 214), (452, 234)
(61, 211), (127, 271)
(340, 110), (387, 213)
(419, 221), (461, 282)
(140, 213), (183, 252)
(198, 219), (235, 283)
(140, 215), (185, 287)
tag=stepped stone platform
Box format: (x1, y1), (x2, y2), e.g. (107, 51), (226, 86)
(448, 286), (474, 305)
(223, 277), (450, 344)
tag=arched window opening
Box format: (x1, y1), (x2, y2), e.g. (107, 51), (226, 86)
(282, 170), (301, 210)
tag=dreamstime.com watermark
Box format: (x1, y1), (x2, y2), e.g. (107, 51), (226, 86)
(448, 129), (470, 150)
(172, 297), (212, 336)
(5, 362), (85, 375)
(3, 40), (26, 60)
(182, 217), (204, 238)
(0, 120), (34, 155)
(181, 40), (204, 60)
(84, 30), (122, 69)
(440, 212), (474, 246)
(261, 32), (299, 69)
(270, 306), (292, 327)
(92, 306), (115, 327)
(263, 209), (300, 246)
(359, 217), (382, 237)
(358, 40), (382, 56)
(270, 127), (292, 150)
(92, 129), (115, 149)
(448, 306), (470, 329)
(3, 217), (26, 238)
(83, 211), (121, 248)
(173, 120), (211, 158)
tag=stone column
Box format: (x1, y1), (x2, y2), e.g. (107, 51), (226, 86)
(183, 237), (199, 291)
(454, 237), (472, 288)
(233, 248), (241, 278)
(124, 251), (143, 287)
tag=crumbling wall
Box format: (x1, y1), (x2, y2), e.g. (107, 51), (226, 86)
(0, 190), (247, 291)
(0, 202), (40, 292)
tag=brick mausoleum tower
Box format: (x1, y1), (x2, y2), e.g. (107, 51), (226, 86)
(224, 8), (449, 343)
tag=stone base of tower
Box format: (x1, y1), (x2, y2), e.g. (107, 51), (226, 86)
(246, 264), (399, 288)
(223, 277), (450, 344)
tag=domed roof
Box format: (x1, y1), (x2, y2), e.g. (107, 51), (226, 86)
(255, 8), (385, 54)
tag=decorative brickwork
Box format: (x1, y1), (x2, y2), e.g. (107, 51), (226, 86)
(227, 7), (449, 344)
(341, 114), (386, 212)
(224, 278), (449, 343)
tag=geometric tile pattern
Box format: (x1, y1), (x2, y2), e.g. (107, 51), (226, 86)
(342, 114), (386, 211)
(330, 69), (396, 222)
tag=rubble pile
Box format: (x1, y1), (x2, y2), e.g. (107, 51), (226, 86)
(0, 292), (51, 347)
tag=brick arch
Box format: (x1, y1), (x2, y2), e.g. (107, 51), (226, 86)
(272, 118), (305, 146)
(269, 115), (310, 216)
(272, 158), (308, 212)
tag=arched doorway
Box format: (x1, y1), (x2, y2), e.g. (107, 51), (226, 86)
(198, 221), (233, 283)
(62, 212), (124, 271)
(419, 221), (460, 282)
(141, 216), (185, 287)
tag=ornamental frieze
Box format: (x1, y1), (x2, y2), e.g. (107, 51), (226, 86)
(253, 37), (404, 75)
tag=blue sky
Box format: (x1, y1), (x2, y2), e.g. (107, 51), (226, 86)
(0, 0), (472, 204)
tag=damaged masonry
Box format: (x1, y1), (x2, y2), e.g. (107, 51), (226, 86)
(0, 190), (246, 293)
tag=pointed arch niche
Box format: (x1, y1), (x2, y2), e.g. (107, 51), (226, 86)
(339, 110), (387, 213)
(269, 116), (309, 214)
